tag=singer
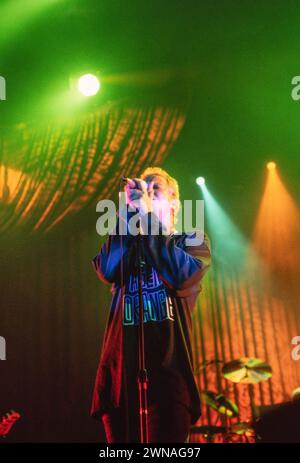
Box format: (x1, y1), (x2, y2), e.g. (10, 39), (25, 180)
(90, 167), (212, 443)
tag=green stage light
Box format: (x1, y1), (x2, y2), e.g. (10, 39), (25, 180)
(196, 176), (205, 186)
(199, 182), (257, 271)
(77, 74), (100, 97)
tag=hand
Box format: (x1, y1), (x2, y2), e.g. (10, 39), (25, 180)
(124, 177), (154, 216)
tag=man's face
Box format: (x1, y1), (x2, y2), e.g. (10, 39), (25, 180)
(144, 175), (175, 232)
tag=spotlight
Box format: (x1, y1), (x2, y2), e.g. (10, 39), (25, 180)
(196, 176), (205, 186)
(267, 161), (276, 171)
(77, 74), (100, 97)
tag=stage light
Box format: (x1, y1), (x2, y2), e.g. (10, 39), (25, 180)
(199, 178), (252, 271)
(254, 161), (300, 275)
(196, 176), (205, 186)
(77, 74), (100, 97)
(267, 161), (276, 171)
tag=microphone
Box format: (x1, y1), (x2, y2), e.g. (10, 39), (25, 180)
(122, 177), (137, 187)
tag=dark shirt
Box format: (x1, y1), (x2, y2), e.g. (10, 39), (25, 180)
(90, 209), (211, 425)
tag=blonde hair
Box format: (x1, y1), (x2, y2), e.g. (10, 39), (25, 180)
(140, 166), (180, 220)
(140, 167), (180, 201)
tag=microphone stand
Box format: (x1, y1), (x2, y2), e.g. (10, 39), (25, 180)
(121, 178), (149, 443)
(135, 215), (149, 443)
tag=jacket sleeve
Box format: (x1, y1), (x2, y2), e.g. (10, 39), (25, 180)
(141, 211), (212, 291)
(91, 208), (135, 285)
